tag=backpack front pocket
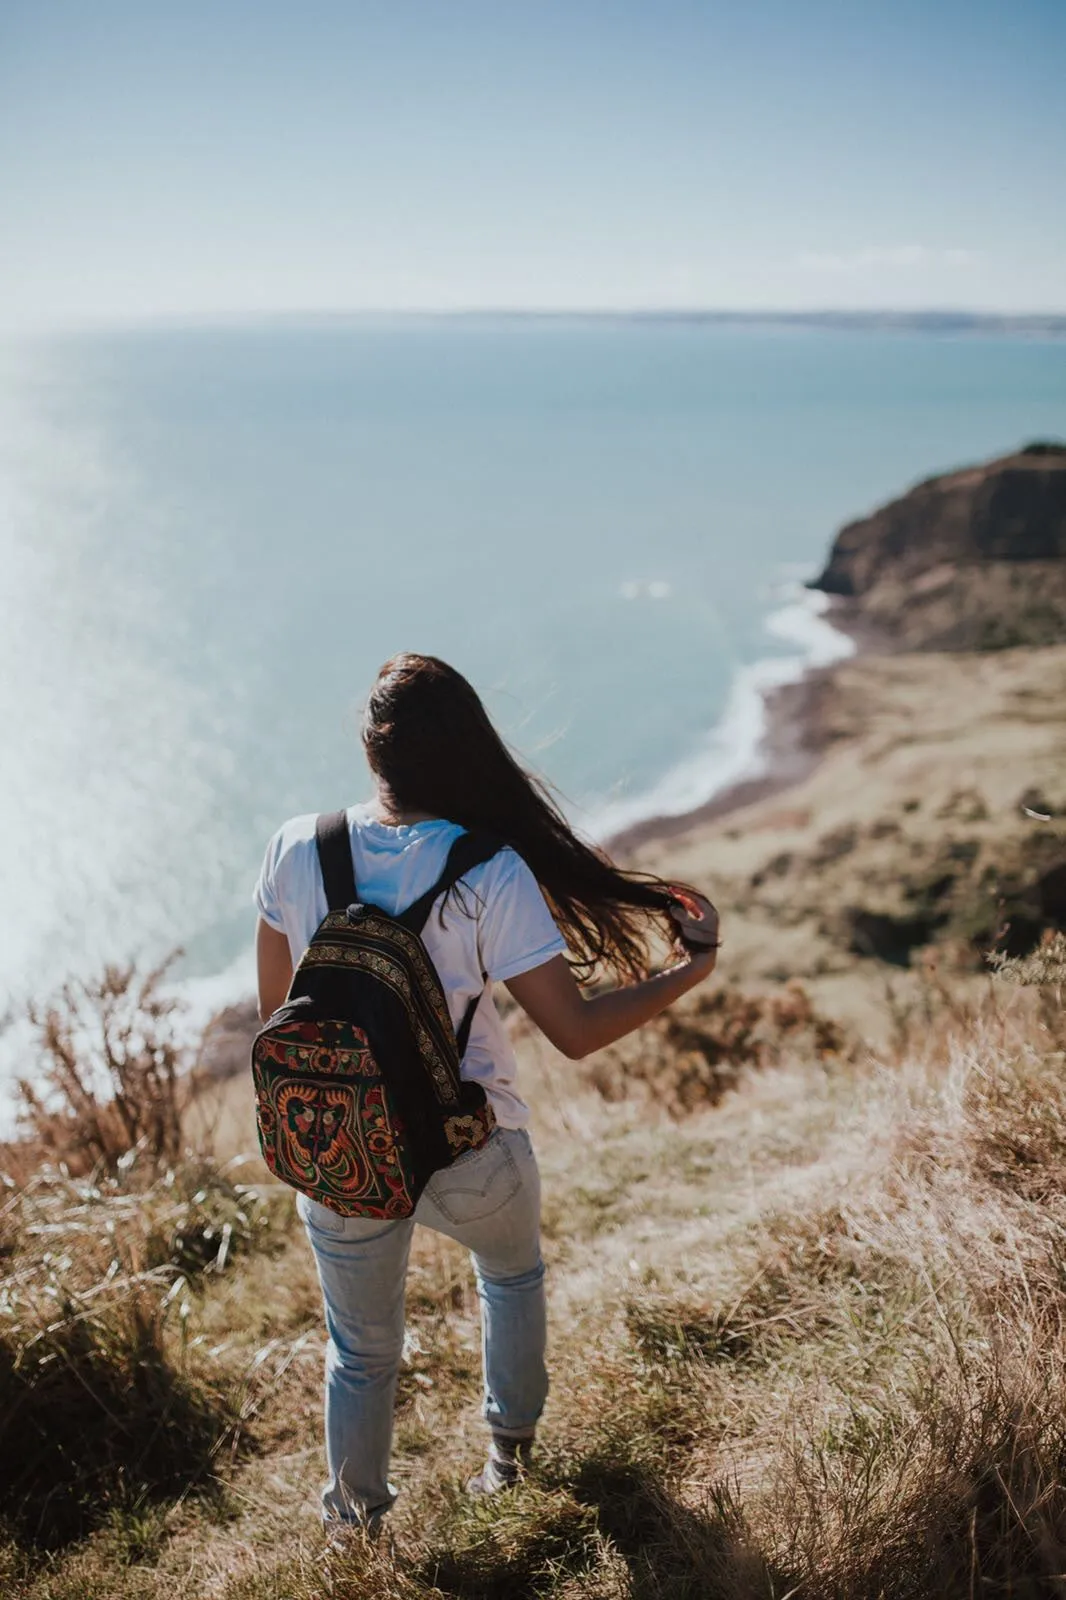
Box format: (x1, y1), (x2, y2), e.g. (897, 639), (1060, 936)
(253, 1018), (418, 1218)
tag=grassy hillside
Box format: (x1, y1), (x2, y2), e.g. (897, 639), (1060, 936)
(2, 947), (1065, 1598)
(3, 641), (1065, 1598)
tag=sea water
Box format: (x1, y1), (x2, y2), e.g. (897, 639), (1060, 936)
(1, 317), (1064, 1090)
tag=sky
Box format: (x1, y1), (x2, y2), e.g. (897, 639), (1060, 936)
(1, 0), (1064, 329)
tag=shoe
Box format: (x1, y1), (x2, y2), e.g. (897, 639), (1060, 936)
(466, 1434), (534, 1495)
(323, 1509), (392, 1558)
(325, 1522), (372, 1553)
(322, 1480), (397, 1551)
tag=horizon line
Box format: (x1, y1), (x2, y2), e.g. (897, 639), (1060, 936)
(8, 305), (1066, 339)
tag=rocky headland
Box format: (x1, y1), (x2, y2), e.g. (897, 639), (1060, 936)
(810, 441), (1066, 651)
(634, 441), (1066, 1035)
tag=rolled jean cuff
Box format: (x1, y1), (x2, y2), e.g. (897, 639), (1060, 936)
(323, 1481), (397, 1527)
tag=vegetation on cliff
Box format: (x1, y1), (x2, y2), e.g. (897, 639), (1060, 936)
(811, 442), (1066, 651)
(640, 643), (1066, 1038)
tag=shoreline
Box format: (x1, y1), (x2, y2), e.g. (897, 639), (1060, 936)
(604, 667), (837, 860)
(604, 597), (876, 862)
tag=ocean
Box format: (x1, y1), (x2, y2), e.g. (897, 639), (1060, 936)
(2, 317), (1064, 1099)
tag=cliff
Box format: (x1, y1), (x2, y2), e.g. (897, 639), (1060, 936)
(634, 644), (1066, 1035)
(628, 443), (1066, 1016)
(810, 442), (1066, 650)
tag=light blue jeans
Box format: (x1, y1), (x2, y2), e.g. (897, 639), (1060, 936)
(297, 1126), (547, 1525)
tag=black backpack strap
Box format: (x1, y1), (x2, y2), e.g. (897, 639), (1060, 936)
(388, 825), (499, 1062)
(398, 831), (502, 1062)
(455, 991), (482, 1060)
(315, 811), (358, 912)
(395, 831), (502, 937)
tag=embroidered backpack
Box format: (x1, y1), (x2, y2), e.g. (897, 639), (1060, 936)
(252, 811), (500, 1218)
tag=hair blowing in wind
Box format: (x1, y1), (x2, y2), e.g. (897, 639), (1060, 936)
(362, 654), (699, 984)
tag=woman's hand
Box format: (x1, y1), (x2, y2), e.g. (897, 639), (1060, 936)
(667, 888), (720, 973)
(507, 935), (717, 1059)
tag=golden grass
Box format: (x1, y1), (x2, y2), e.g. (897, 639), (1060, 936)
(17, 957), (194, 1177)
(3, 967), (1066, 1595)
(0, 1152), (292, 1549)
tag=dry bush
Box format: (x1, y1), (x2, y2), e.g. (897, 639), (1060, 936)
(0, 1264), (235, 1549)
(0, 1157), (291, 1550)
(881, 936), (1066, 1071)
(988, 929), (1066, 1051)
(587, 980), (848, 1115)
(989, 927), (1066, 989)
(6, 1155), (288, 1282)
(770, 1349), (1066, 1600)
(18, 956), (196, 1175)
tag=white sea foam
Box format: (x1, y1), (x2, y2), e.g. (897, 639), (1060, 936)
(585, 587), (854, 842)
(619, 578), (673, 600)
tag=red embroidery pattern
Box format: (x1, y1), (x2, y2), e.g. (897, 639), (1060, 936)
(253, 1019), (415, 1217)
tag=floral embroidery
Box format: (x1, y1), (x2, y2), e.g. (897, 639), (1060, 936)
(443, 1107), (495, 1155)
(252, 906), (495, 1218)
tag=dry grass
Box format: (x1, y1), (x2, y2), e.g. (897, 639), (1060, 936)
(0, 1152), (292, 1549)
(3, 959), (1066, 1595)
(16, 956), (196, 1176)
(585, 980), (849, 1115)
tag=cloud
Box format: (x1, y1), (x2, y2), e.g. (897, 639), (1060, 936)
(797, 245), (977, 273)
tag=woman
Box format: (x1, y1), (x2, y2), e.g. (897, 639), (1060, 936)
(254, 653), (719, 1534)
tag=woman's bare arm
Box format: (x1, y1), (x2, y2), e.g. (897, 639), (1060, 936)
(256, 918), (294, 1021)
(257, 889), (718, 1050)
(505, 949), (716, 1059)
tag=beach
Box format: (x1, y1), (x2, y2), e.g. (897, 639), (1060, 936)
(605, 628), (855, 859)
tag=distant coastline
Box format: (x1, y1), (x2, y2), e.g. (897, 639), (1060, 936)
(401, 310), (1066, 339)
(23, 308), (1066, 342)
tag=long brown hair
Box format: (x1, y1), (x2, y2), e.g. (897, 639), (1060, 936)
(362, 653), (697, 984)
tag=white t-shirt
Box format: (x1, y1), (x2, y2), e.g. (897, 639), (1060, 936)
(253, 803), (567, 1128)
